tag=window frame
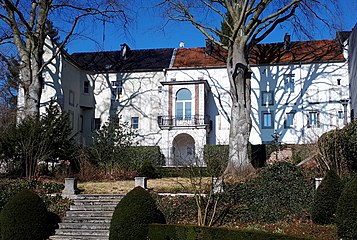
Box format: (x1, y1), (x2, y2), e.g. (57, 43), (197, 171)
(261, 111), (274, 129)
(261, 91), (274, 106)
(176, 88), (192, 120)
(131, 117), (139, 129)
(83, 80), (90, 94)
(284, 111), (296, 128)
(307, 111), (320, 128)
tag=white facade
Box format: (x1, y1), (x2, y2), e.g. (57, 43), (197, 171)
(38, 38), (350, 166)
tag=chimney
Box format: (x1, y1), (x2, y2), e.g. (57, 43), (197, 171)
(284, 33), (291, 51)
(179, 41), (185, 48)
(205, 39), (213, 55)
(120, 43), (130, 60)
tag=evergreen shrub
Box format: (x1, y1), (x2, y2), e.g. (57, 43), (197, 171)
(336, 175), (357, 239)
(311, 170), (343, 224)
(109, 186), (165, 240)
(0, 189), (48, 240)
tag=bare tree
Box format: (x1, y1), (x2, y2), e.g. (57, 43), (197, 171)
(0, 0), (129, 119)
(160, 0), (341, 177)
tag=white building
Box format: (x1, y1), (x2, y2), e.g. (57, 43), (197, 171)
(38, 36), (349, 166)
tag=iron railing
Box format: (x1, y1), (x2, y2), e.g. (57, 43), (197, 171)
(158, 115), (210, 128)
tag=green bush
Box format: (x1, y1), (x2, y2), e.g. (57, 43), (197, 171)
(225, 162), (313, 223)
(311, 170), (343, 224)
(109, 186), (165, 240)
(148, 224), (312, 240)
(336, 175), (357, 239)
(0, 190), (48, 240)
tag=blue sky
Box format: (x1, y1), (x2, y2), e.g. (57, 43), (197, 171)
(66, 0), (357, 54)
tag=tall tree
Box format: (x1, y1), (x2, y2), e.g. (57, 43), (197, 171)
(160, 0), (340, 177)
(0, 55), (19, 133)
(0, 0), (129, 119)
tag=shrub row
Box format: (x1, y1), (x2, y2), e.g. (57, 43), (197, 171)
(148, 224), (312, 240)
(224, 162), (313, 224)
(203, 144), (266, 175)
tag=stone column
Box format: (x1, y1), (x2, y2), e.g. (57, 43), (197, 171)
(62, 178), (78, 199)
(135, 177), (148, 189)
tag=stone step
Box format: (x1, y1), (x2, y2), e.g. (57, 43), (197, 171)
(66, 210), (113, 218)
(49, 236), (108, 240)
(75, 194), (124, 200)
(58, 222), (109, 230)
(49, 194), (124, 240)
(73, 199), (121, 205)
(70, 204), (117, 211)
(62, 217), (112, 224)
(54, 229), (109, 236)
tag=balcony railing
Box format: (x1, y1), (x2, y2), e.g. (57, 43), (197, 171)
(158, 115), (211, 129)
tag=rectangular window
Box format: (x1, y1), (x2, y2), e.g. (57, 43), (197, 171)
(308, 111), (320, 127)
(338, 110), (343, 119)
(284, 111), (295, 128)
(94, 118), (101, 130)
(176, 102), (183, 120)
(262, 112), (273, 128)
(185, 102), (191, 120)
(284, 74), (295, 93)
(131, 117), (139, 129)
(69, 90), (74, 106)
(261, 91), (274, 106)
(111, 81), (123, 101)
(68, 111), (74, 130)
(84, 80), (90, 94)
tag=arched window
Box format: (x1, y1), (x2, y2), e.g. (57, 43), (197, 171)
(176, 88), (192, 120)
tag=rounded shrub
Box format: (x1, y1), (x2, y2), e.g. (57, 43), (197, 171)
(0, 189), (48, 240)
(336, 175), (357, 239)
(109, 186), (166, 240)
(311, 170), (343, 224)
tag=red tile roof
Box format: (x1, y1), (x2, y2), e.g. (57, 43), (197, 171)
(172, 39), (345, 68)
(249, 39), (345, 65)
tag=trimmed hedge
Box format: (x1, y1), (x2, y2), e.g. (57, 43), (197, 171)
(311, 170), (343, 224)
(0, 190), (48, 240)
(225, 162), (313, 223)
(336, 175), (357, 239)
(203, 144), (266, 176)
(122, 146), (165, 170)
(148, 224), (312, 240)
(109, 186), (165, 240)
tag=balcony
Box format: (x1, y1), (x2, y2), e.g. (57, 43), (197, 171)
(158, 115), (211, 129)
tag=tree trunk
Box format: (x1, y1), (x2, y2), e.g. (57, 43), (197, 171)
(17, 53), (43, 120)
(224, 40), (254, 178)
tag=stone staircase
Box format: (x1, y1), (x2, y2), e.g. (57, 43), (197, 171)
(49, 194), (124, 240)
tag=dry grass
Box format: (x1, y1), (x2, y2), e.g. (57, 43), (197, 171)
(77, 177), (211, 194)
